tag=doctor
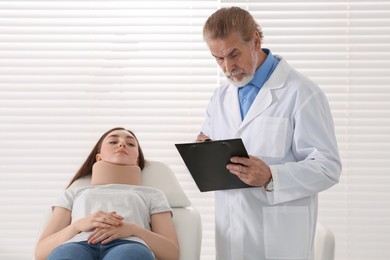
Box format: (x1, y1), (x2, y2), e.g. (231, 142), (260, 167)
(197, 7), (342, 260)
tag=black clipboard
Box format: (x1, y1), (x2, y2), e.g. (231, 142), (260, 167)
(175, 138), (253, 192)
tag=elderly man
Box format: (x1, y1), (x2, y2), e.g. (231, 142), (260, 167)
(197, 7), (342, 260)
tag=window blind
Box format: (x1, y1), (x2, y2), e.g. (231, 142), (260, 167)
(1, 1), (390, 260)
(0, 1), (218, 259)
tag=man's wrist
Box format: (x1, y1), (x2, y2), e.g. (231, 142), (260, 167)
(264, 176), (274, 192)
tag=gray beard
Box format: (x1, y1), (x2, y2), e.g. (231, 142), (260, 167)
(228, 73), (255, 87)
(226, 51), (259, 87)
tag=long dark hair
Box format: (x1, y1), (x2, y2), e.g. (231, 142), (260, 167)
(66, 127), (145, 188)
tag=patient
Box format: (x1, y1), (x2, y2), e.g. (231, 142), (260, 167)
(35, 127), (179, 260)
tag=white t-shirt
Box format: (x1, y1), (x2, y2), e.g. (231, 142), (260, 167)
(53, 184), (172, 248)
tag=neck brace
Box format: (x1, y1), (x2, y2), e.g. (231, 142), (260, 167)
(91, 160), (141, 185)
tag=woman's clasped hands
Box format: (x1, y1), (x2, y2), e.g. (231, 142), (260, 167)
(74, 211), (127, 244)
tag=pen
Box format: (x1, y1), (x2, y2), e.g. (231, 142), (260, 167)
(200, 131), (212, 142)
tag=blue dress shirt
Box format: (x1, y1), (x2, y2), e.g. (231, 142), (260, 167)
(238, 49), (279, 119)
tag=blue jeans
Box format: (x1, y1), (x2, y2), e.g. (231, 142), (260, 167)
(47, 240), (154, 260)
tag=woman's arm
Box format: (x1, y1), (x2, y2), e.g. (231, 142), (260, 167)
(88, 211), (180, 260)
(35, 207), (124, 260)
(145, 212), (180, 260)
(34, 207), (75, 260)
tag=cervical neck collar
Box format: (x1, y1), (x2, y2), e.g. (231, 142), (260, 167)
(91, 160), (141, 186)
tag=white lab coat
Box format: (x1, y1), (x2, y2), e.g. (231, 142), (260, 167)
(201, 56), (342, 260)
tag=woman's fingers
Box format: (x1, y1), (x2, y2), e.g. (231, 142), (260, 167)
(88, 227), (118, 244)
(94, 211), (123, 226)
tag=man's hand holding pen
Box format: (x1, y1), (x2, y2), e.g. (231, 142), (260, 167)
(196, 132), (210, 142)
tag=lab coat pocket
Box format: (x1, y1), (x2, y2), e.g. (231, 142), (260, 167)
(263, 206), (310, 259)
(249, 117), (288, 158)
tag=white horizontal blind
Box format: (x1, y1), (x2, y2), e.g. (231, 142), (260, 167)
(221, 1), (390, 260)
(1, 1), (390, 260)
(0, 1), (218, 259)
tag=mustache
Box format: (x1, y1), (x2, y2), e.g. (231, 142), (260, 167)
(225, 68), (244, 77)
